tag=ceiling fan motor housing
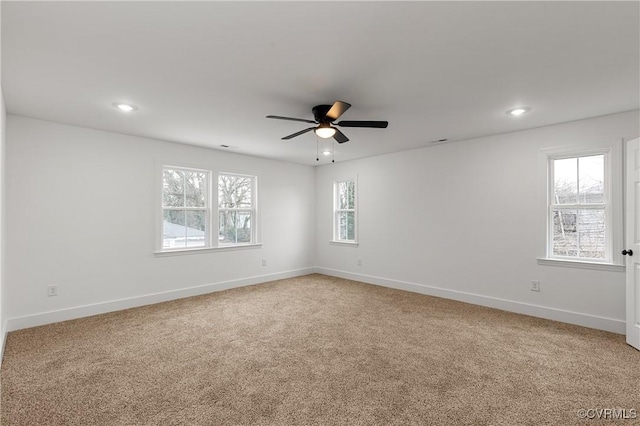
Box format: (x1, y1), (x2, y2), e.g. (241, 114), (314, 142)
(312, 105), (333, 123)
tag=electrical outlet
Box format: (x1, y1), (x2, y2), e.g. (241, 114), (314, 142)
(531, 280), (540, 292)
(48, 285), (58, 297)
(357, 258), (362, 266)
(262, 259), (267, 267)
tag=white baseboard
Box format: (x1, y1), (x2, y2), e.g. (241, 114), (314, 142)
(6, 267), (315, 332)
(5, 267), (625, 336)
(0, 319), (7, 365)
(314, 267), (625, 334)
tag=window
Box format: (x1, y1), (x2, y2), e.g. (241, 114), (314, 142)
(160, 167), (258, 252)
(334, 179), (357, 242)
(162, 167), (209, 249)
(218, 173), (256, 244)
(548, 153), (610, 262)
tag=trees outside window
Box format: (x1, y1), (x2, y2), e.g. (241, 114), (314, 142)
(162, 168), (209, 249)
(218, 174), (255, 244)
(160, 167), (257, 251)
(550, 154), (608, 261)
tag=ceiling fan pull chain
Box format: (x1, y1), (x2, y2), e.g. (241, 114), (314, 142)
(316, 137), (319, 162)
(332, 140), (335, 163)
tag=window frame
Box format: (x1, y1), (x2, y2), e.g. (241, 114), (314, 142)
(217, 172), (257, 246)
(539, 146), (623, 269)
(548, 152), (610, 262)
(157, 164), (260, 254)
(332, 177), (358, 244)
(161, 166), (211, 251)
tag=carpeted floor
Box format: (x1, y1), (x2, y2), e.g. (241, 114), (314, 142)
(1, 274), (639, 425)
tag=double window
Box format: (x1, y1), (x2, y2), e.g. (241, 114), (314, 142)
(161, 167), (256, 251)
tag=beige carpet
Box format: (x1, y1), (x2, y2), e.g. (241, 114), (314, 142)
(1, 274), (639, 425)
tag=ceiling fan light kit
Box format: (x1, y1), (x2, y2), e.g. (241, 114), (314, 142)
(315, 123), (336, 139)
(266, 100), (388, 145)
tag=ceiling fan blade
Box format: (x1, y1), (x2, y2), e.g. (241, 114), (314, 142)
(266, 115), (316, 124)
(333, 129), (349, 144)
(325, 101), (352, 121)
(336, 120), (389, 128)
(282, 127), (315, 140)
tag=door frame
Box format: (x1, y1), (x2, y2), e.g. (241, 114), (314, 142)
(625, 137), (640, 351)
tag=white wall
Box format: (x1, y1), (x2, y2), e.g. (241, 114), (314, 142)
(0, 2), (6, 357)
(3, 110), (639, 335)
(316, 110), (640, 333)
(0, 90), (6, 357)
(5, 115), (315, 329)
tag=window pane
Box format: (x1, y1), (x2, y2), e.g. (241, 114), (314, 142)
(236, 212), (252, 243)
(577, 209), (605, 259)
(185, 210), (206, 248)
(163, 210), (186, 249)
(338, 211), (355, 241)
(579, 155), (604, 204)
(219, 211), (232, 243)
(338, 182), (347, 209)
(554, 158), (577, 204)
(552, 209), (577, 257)
(185, 171), (207, 207)
(552, 208), (606, 259)
(163, 169), (184, 207)
(219, 175), (253, 208)
(338, 181), (355, 210)
(219, 211), (252, 244)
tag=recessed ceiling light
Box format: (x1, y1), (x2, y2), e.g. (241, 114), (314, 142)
(113, 103), (137, 112)
(322, 150), (332, 156)
(507, 107), (531, 116)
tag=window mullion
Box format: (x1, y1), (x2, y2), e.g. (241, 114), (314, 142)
(576, 157), (580, 204)
(551, 203), (606, 210)
(163, 206), (208, 211)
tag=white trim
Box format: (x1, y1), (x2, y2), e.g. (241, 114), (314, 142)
(159, 165), (212, 252)
(329, 240), (359, 247)
(540, 144), (623, 266)
(218, 172), (258, 245)
(154, 243), (262, 256)
(333, 176), (358, 243)
(5, 268), (314, 332)
(537, 257), (625, 272)
(314, 267), (625, 334)
(0, 320), (7, 365)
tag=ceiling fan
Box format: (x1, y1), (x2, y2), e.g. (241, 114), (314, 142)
(266, 101), (388, 144)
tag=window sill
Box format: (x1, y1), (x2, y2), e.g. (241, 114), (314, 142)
(155, 243), (262, 257)
(330, 240), (359, 247)
(537, 258), (624, 272)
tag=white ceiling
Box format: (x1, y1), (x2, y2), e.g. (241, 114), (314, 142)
(2, 1), (639, 166)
